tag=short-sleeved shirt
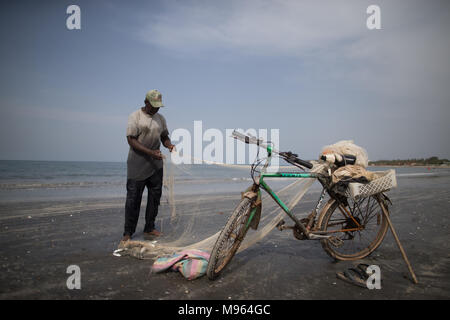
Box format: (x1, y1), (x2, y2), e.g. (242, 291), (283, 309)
(126, 108), (169, 181)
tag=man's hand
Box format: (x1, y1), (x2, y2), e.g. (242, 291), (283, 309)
(127, 136), (165, 160)
(148, 150), (164, 160)
(168, 144), (176, 152)
(162, 137), (176, 152)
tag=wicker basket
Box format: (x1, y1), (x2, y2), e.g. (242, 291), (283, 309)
(345, 169), (397, 199)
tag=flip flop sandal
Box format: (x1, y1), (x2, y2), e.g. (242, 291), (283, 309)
(350, 267), (369, 281)
(356, 264), (370, 280)
(336, 268), (367, 288)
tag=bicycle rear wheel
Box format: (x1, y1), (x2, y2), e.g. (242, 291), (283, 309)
(318, 194), (389, 261)
(207, 198), (253, 280)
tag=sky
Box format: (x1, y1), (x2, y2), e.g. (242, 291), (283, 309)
(0, 0), (449, 162)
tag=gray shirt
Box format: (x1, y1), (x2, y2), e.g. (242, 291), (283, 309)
(126, 108), (169, 181)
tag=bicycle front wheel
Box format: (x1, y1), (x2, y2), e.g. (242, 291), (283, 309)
(317, 194), (389, 261)
(207, 198), (253, 280)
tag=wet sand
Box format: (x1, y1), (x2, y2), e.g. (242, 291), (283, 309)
(0, 174), (449, 300)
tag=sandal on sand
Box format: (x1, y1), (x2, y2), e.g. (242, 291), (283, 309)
(356, 263), (370, 280)
(336, 268), (368, 288)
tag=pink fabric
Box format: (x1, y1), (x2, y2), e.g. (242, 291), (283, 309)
(151, 249), (210, 280)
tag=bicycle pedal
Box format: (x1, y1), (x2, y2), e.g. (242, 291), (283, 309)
(329, 236), (344, 248)
(276, 219), (285, 231)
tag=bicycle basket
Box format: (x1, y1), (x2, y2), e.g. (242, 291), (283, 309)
(345, 169), (397, 199)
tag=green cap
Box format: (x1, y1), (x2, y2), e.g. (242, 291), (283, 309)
(145, 89), (164, 108)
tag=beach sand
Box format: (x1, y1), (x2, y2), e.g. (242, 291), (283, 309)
(0, 173), (449, 300)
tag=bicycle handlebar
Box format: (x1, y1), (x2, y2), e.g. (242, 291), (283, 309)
(279, 151), (313, 169)
(293, 157), (314, 169)
(231, 130), (313, 169)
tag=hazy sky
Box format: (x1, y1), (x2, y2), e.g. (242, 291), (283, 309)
(0, 0), (449, 162)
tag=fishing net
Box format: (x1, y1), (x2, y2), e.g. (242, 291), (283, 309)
(320, 140), (369, 168)
(116, 160), (327, 259)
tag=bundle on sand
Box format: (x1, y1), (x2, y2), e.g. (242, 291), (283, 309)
(115, 240), (176, 260)
(151, 249), (210, 280)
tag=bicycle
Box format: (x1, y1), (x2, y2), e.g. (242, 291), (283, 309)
(206, 131), (391, 280)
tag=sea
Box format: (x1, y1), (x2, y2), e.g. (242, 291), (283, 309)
(0, 160), (449, 204)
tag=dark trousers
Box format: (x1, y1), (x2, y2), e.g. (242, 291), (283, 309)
(123, 169), (163, 236)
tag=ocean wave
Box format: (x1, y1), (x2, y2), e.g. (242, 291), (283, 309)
(0, 177), (256, 190)
(396, 172), (437, 177)
(0, 181), (124, 190)
(170, 177), (253, 184)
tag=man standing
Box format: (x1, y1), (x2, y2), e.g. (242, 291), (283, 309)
(122, 89), (175, 242)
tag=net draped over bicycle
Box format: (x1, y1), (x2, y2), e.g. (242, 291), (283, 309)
(207, 131), (396, 280)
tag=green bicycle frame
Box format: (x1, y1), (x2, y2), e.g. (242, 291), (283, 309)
(259, 172), (320, 227)
(248, 145), (321, 230)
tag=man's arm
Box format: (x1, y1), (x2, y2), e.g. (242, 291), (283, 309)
(161, 132), (175, 152)
(127, 136), (163, 159)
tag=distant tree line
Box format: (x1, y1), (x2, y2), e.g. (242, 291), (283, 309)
(369, 157), (450, 166)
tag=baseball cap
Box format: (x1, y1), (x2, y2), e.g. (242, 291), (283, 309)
(145, 89), (164, 108)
